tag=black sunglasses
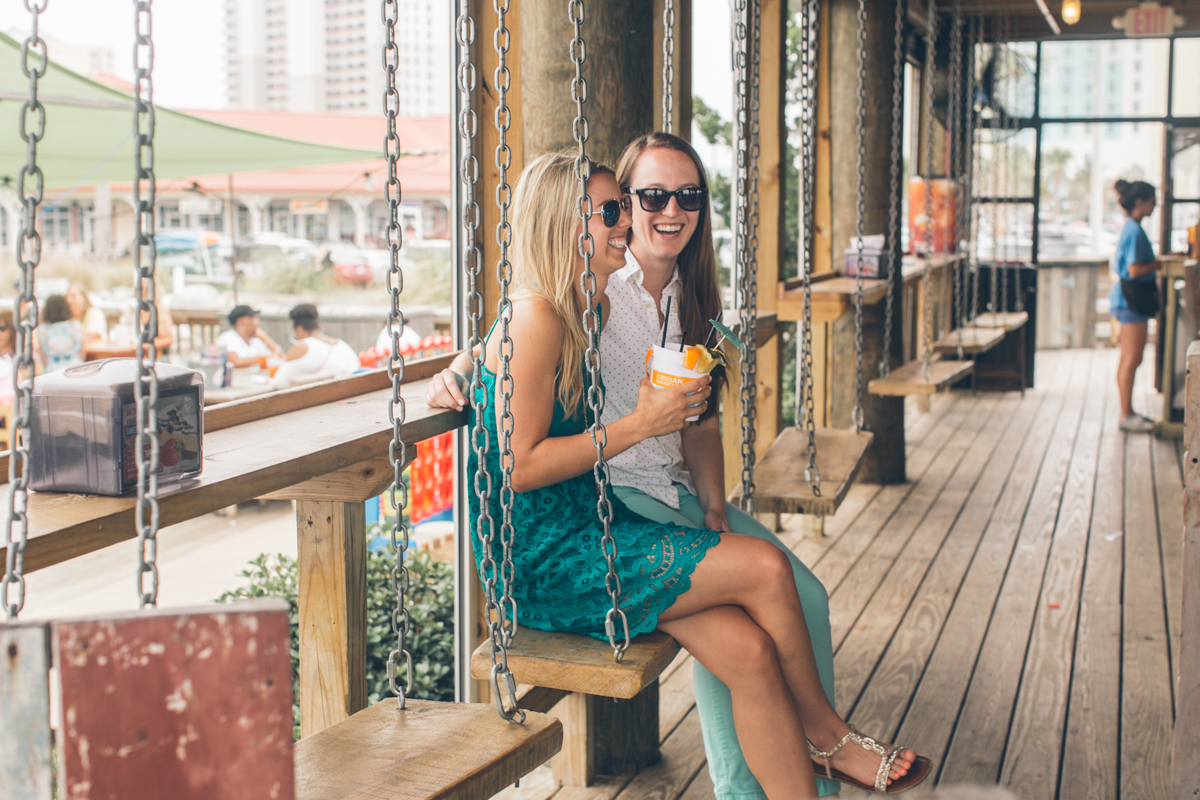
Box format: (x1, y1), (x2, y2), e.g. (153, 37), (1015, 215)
(624, 186), (708, 213)
(588, 196), (633, 228)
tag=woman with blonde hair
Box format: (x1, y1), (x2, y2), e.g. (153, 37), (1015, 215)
(433, 151), (929, 797)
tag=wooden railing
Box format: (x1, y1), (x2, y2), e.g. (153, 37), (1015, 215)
(1175, 340), (1200, 797)
(0, 351), (463, 738)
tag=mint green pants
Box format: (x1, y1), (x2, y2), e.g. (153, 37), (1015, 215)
(612, 484), (840, 798)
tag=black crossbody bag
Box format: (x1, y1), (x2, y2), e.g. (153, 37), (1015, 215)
(1120, 278), (1161, 318)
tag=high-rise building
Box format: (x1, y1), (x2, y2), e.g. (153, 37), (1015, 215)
(224, 0), (450, 117)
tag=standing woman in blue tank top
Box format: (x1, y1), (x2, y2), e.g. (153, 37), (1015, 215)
(1108, 179), (1160, 432)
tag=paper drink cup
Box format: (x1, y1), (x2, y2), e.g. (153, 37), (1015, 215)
(646, 345), (705, 422)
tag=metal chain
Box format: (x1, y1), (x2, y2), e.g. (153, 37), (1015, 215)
(880, 0), (905, 380)
(919, 0), (938, 379)
(798, 0), (819, 494)
(382, 0), (414, 707)
(988, 23), (999, 317)
(570, 0), (629, 662)
(967, 15), (982, 323)
(949, 2), (964, 358)
(739, 0), (761, 510)
(998, 15), (1009, 316)
(662, 0), (675, 134)
(487, 0), (524, 723)
(133, 0), (162, 609)
(1007, 13), (1023, 313)
(851, 0), (867, 432)
(3, 0), (47, 620)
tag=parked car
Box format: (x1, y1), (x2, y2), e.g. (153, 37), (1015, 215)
(320, 243), (373, 285)
(155, 231), (234, 286)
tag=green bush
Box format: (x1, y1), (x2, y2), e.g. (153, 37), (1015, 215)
(216, 527), (455, 739)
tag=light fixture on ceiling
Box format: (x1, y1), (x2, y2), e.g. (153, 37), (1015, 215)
(1062, 0), (1081, 25)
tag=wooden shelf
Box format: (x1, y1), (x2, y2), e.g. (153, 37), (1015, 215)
(972, 311), (1029, 331)
(471, 629), (679, 700)
(728, 426), (874, 516)
(868, 359), (974, 396)
(933, 326), (1007, 355)
(777, 273), (887, 323)
(295, 699), (563, 800)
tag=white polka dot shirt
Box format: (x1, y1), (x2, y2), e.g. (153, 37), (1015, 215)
(600, 251), (696, 509)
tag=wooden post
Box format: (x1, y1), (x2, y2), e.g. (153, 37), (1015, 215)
(827, 0), (906, 483)
(653, 0), (692, 139)
(296, 500), (368, 738)
(519, 0), (654, 165)
(551, 693), (595, 786)
(1175, 340), (1200, 798)
(0, 623), (53, 800)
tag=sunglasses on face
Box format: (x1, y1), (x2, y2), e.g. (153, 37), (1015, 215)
(587, 196), (634, 228)
(624, 186), (708, 213)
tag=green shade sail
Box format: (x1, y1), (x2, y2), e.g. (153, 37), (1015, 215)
(0, 32), (381, 192)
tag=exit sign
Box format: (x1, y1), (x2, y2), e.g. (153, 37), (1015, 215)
(1112, 2), (1186, 36)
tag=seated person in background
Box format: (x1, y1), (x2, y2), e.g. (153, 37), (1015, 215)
(271, 303), (361, 388)
(66, 282), (109, 343)
(37, 294), (84, 373)
(375, 318), (424, 354)
(0, 309), (15, 407)
(216, 305), (284, 367)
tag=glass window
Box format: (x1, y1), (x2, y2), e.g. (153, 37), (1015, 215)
(976, 41), (1036, 119)
(1173, 130), (1200, 200)
(1040, 38), (1169, 118)
(1170, 203), (1198, 254)
(973, 127), (1037, 199)
(1175, 39), (1200, 116)
(970, 202), (1034, 264)
(1039, 121), (1165, 258)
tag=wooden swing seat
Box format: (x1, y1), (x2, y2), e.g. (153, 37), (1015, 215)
(470, 629), (679, 700)
(868, 359), (974, 396)
(727, 426), (874, 516)
(294, 698), (562, 800)
(933, 326), (1006, 355)
(971, 311), (1029, 331)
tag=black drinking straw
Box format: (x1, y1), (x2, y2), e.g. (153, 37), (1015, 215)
(703, 324), (717, 349)
(661, 296), (672, 347)
(679, 331), (687, 351)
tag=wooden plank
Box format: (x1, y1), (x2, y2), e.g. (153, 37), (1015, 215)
(54, 601), (295, 800)
(809, 395), (979, 596)
(487, 764), (560, 800)
(932, 326), (1006, 356)
(780, 480), (881, 556)
(297, 500), (367, 739)
(1000, 354), (1109, 798)
(832, 392), (1018, 712)
(1152, 435), (1185, 696)
(294, 699), (563, 800)
(205, 352), (459, 433)
(847, 384), (1048, 739)
(1059, 355), (1124, 800)
(0, 379), (466, 575)
(868, 359), (974, 396)
(677, 766), (715, 800)
(1121, 434), (1175, 800)
(608, 709), (707, 800)
(1175, 341), (1200, 799)
(658, 655), (696, 743)
(0, 623), (53, 800)
(972, 311), (1029, 331)
(827, 393), (1005, 659)
(470, 630), (679, 700)
(262, 453), (405, 503)
(892, 350), (1082, 767)
(728, 427), (874, 516)
(776, 275), (888, 324)
(516, 685), (571, 715)
(938, 350), (1095, 785)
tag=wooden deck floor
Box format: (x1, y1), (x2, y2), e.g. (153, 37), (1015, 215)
(496, 348), (1183, 800)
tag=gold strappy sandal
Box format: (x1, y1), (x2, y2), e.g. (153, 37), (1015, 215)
(808, 724), (932, 794)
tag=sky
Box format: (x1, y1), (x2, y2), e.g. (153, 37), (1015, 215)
(0, 0), (225, 109)
(1, 0), (734, 119)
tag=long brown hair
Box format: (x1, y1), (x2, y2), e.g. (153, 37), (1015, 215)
(511, 150), (616, 417)
(616, 132), (726, 419)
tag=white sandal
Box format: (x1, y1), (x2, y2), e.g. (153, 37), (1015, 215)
(808, 724), (932, 794)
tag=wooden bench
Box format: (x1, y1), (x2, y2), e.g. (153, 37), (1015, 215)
(868, 358), (975, 396)
(933, 326), (1006, 356)
(728, 426), (874, 516)
(971, 310), (1029, 331)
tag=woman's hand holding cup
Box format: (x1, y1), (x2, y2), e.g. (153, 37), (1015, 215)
(633, 374), (711, 437)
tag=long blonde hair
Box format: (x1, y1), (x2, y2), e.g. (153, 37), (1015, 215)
(511, 151), (614, 417)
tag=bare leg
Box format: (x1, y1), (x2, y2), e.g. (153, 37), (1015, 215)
(659, 534), (915, 789)
(659, 606), (820, 798)
(1116, 321), (1147, 418)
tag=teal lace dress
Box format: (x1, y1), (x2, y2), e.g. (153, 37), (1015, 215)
(468, 361), (722, 640)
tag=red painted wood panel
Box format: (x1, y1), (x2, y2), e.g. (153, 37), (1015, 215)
(54, 600), (294, 800)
